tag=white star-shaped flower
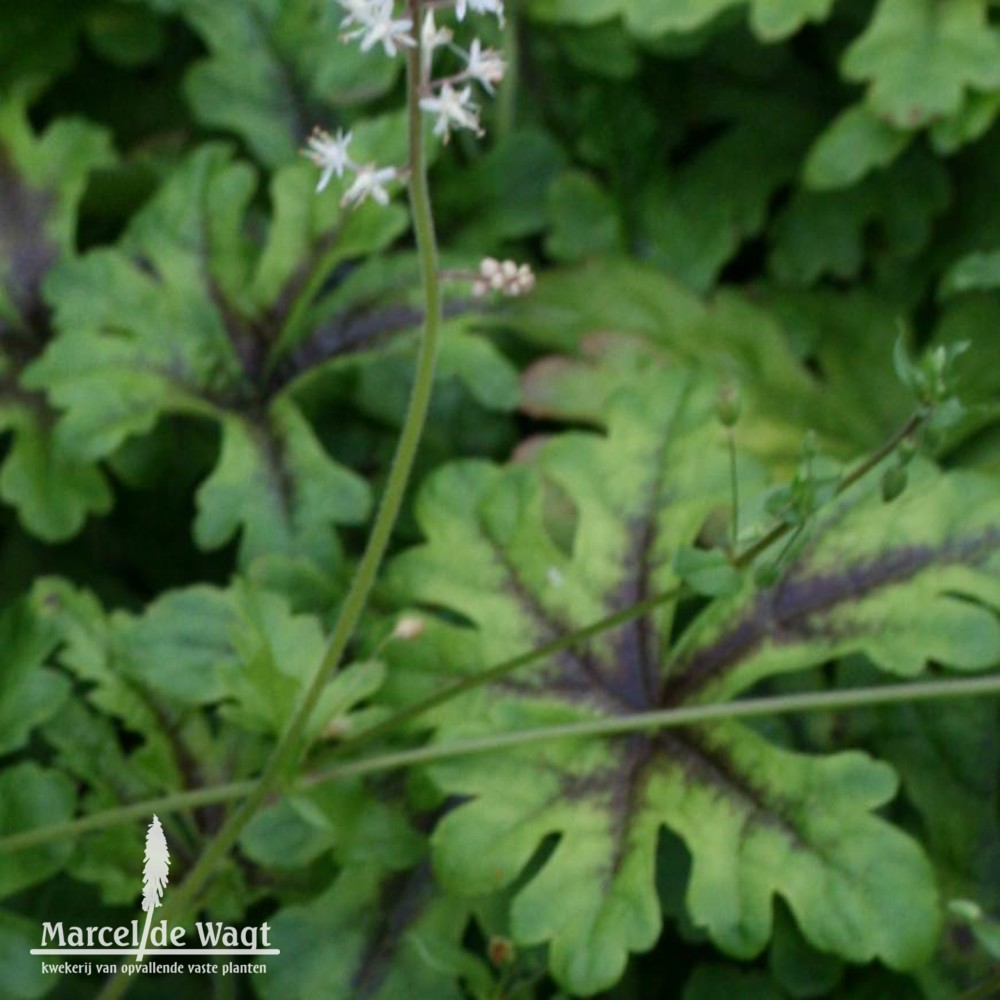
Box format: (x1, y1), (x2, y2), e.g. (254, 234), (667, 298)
(455, 0), (505, 25)
(303, 127), (353, 192)
(419, 83), (482, 142)
(421, 10), (453, 54)
(339, 0), (415, 57)
(341, 163), (398, 207)
(465, 39), (505, 94)
(338, 0), (377, 29)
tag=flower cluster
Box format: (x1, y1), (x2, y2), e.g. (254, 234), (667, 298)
(303, 127), (401, 208)
(417, 9), (505, 142)
(305, 1), (506, 203)
(472, 258), (535, 297)
(304, 2), (531, 300)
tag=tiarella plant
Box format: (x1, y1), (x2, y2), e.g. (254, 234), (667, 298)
(0, 1), (998, 999)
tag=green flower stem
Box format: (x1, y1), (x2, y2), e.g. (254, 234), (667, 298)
(93, 23), (442, 1000)
(734, 409), (926, 567)
(727, 427), (739, 555)
(298, 674), (1000, 783)
(496, 2), (519, 140)
(0, 781), (256, 854)
(4, 675), (997, 855)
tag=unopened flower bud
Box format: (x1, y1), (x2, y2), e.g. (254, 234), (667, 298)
(392, 615), (426, 641)
(716, 381), (741, 428)
(474, 258), (535, 297)
(881, 465), (908, 503)
(322, 717), (352, 741)
(488, 936), (515, 967)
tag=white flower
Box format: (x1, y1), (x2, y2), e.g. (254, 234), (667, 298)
(339, 0), (415, 57)
(421, 10), (453, 55)
(465, 38), (505, 94)
(341, 163), (398, 207)
(455, 0), (505, 25)
(338, 0), (377, 28)
(421, 10), (453, 81)
(420, 83), (482, 142)
(303, 127), (353, 192)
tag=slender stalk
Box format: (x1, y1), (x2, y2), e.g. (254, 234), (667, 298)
(734, 410), (926, 568)
(297, 674), (1000, 783)
(95, 16), (442, 1000)
(727, 428), (739, 555)
(6, 676), (997, 855)
(837, 410), (924, 493)
(496, 1), (519, 139)
(0, 782), (256, 854)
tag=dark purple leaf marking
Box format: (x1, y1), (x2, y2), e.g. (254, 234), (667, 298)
(350, 859), (437, 998)
(661, 530), (999, 706)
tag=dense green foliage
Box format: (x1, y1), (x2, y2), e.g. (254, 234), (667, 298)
(0, 0), (998, 997)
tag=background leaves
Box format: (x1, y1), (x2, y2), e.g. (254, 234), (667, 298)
(0, 0), (996, 997)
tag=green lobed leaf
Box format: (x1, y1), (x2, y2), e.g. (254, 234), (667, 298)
(668, 465), (1000, 706)
(0, 909), (50, 999)
(939, 249), (1000, 298)
(802, 104), (911, 191)
(193, 401), (370, 567)
(0, 96), (115, 539)
(0, 595), (68, 758)
(258, 864), (483, 1000)
(636, 111), (816, 291)
(219, 585), (384, 740)
(110, 580), (382, 739)
(842, 0), (1000, 130)
(623, 0), (835, 41)
(37, 578), (172, 740)
(0, 763), (76, 898)
(251, 783), (481, 1000)
(27, 140), (418, 572)
(773, 148), (951, 285)
(755, 288), (916, 447)
(435, 129), (568, 251)
(866, 699), (999, 905)
(511, 261), (882, 462)
(40, 699), (157, 905)
(545, 170), (625, 262)
(930, 90), (1000, 154)
(383, 368), (995, 994)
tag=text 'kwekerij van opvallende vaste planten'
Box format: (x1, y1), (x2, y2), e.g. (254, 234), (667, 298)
(0, 0), (997, 997)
